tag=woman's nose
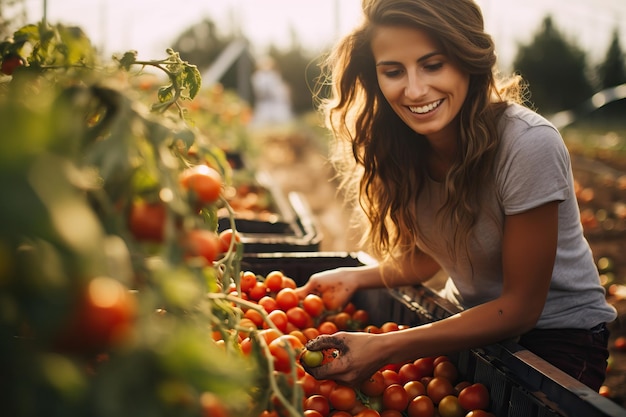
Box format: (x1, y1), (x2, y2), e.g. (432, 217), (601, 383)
(404, 73), (428, 99)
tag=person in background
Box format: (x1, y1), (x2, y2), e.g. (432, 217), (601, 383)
(296, 0), (617, 391)
(249, 56), (293, 128)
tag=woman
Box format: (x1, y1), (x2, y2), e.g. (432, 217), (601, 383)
(296, 0), (617, 391)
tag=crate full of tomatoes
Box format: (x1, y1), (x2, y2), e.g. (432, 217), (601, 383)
(234, 251), (626, 417)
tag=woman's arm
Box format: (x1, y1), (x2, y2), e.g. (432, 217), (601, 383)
(304, 201), (559, 385)
(295, 249), (441, 310)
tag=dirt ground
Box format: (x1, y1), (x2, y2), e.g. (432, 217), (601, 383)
(254, 130), (626, 410)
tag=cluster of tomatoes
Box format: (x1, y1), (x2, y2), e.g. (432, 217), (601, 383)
(215, 269), (495, 417)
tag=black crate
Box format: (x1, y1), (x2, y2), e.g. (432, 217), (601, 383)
(219, 171), (322, 253)
(241, 251), (626, 417)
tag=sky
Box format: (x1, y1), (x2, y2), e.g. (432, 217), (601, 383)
(20, 0), (626, 71)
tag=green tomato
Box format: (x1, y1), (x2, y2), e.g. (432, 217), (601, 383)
(300, 349), (324, 368)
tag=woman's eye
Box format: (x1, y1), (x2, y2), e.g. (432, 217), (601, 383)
(424, 62), (444, 72)
(383, 69), (402, 78)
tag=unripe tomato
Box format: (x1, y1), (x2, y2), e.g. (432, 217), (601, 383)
(55, 277), (136, 353)
(300, 349), (324, 368)
(179, 164), (222, 204)
(1, 54), (24, 75)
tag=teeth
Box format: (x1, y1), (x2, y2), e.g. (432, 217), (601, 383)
(409, 99), (443, 114)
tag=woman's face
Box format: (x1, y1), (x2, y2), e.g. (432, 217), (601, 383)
(371, 25), (470, 142)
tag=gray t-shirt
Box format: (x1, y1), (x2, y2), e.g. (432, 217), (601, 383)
(415, 103), (617, 329)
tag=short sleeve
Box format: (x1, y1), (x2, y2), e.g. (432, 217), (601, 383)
(496, 123), (571, 215)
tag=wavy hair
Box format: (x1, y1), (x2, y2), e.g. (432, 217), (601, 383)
(316, 0), (525, 263)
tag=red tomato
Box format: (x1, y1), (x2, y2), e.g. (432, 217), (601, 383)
(360, 370), (386, 397)
(457, 382), (490, 411)
(329, 385), (358, 411)
(286, 306), (312, 329)
(304, 410), (325, 417)
(55, 277), (136, 352)
(302, 327), (320, 341)
(264, 270), (285, 292)
(382, 384), (409, 412)
(264, 309), (289, 333)
(243, 308), (264, 327)
(355, 409), (381, 417)
(302, 294), (325, 317)
(380, 321), (400, 333)
(318, 379), (337, 397)
(614, 336), (626, 351)
(426, 377), (455, 405)
(413, 357), (435, 379)
(268, 334), (304, 373)
(299, 372), (319, 396)
(199, 392), (229, 417)
(239, 271), (258, 293)
(128, 200), (166, 242)
(218, 228), (240, 253)
(332, 311), (352, 330)
(1, 54), (24, 75)
(399, 363), (423, 384)
(317, 320), (338, 335)
(275, 287), (299, 311)
(381, 369), (402, 387)
(258, 296), (279, 313)
(433, 361), (458, 384)
(248, 281), (268, 301)
(304, 394), (330, 417)
(404, 380), (426, 400)
(465, 411), (496, 417)
(407, 395), (435, 417)
(184, 229), (220, 264)
(179, 164), (222, 204)
(351, 309), (370, 328)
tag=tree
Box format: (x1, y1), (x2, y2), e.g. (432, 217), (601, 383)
(513, 15), (594, 115)
(597, 27), (626, 90)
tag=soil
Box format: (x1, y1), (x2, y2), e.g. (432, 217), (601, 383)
(254, 130), (626, 410)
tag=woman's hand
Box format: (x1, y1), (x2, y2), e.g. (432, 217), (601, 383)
(302, 332), (388, 387)
(295, 267), (359, 310)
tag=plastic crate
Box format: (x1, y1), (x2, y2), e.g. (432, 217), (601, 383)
(241, 251), (626, 417)
(219, 171), (322, 253)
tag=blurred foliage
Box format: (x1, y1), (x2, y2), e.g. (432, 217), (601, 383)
(0, 21), (279, 417)
(513, 16), (595, 115)
(0, 0), (26, 39)
(597, 28), (626, 90)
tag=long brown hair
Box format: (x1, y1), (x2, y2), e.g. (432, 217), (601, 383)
(316, 0), (524, 263)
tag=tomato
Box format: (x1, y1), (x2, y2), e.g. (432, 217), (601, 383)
(437, 395), (465, 417)
(317, 320), (338, 335)
(275, 287), (299, 311)
(128, 200), (166, 242)
(426, 377), (455, 405)
(382, 384), (409, 412)
(300, 349), (324, 368)
(398, 363), (423, 384)
(264, 309), (289, 333)
(364, 325), (381, 334)
(302, 326), (320, 341)
(299, 372), (319, 396)
(264, 270), (285, 292)
(243, 308), (264, 327)
(329, 384), (357, 411)
(457, 382), (490, 411)
(403, 380), (426, 400)
(433, 355), (450, 366)
(54, 277), (136, 353)
(239, 271), (258, 293)
(184, 229), (220, 265)
(282, 276), (297, 289)
(407, 395), (435, 417)
(332, 311), (352, 330)
(199, 392), (229, 417)
(304, 410), (325, 417)
(454, 381), (471, 395)
(303, 293), (325, 317)
(433, 360), (458, 383)
(351, 309), (370, 328)
(330, 412), (352, 417)
(218, 228), (240, 253)
(318, 379), (337, 397)
(258, 328), (281, 345)
(286, 306), (312, 329)
(248, 281), (268, 301)
(614, 336), (626, 351)
(380, 321), (400, 333)
(413, 357), (435, 378)
(290, 329), (308, 345)
(258, 295), (279, 313)
(381, 369), (402, 387)
(1, 54), (24, 75)
(179, 164), (222, 204)
(304, 394), (330, 417)
(268, 334), (304, 373)
(360, 370), (386, 397)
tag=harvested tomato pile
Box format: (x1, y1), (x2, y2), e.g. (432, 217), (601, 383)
(216, 269), (494, 417)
